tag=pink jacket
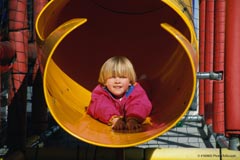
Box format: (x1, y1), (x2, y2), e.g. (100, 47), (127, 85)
(87, 83), (152, 124)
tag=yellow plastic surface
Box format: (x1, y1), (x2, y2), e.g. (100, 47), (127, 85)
(36, 0), (198, 148)
(146, 148), (240, 160)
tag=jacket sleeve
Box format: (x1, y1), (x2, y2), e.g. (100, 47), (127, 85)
(125, 83), (152, 122)
(87, 85), (121, 124)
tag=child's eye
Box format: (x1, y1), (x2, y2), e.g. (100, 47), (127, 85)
(111, 76), (126, 78)
(119, 76), (127, 78)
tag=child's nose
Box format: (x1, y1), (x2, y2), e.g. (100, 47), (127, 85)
(115, 77), (120, 83)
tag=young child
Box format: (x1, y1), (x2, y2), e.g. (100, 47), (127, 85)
(87, 56), (152, 131)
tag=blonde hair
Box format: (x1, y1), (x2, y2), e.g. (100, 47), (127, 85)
(98, 56), (137, 85)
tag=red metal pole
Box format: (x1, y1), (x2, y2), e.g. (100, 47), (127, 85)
(204, 0), (215, 125)
(212, 0), (225, 135)
(199, 0), (206, 116)
(225, 0), (240, 136)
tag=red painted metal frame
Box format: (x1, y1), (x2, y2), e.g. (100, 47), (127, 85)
(212, 0), (225, 134)
(204, 0), (215, 125)
(199, 0), (206, 116)
(225, 0), (240, 135)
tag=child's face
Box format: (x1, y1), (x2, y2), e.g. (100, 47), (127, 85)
(105, 76), (131, 98)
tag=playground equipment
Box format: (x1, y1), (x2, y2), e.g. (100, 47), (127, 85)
(35, 0), (199, 148)
(1, 0), (240, 159)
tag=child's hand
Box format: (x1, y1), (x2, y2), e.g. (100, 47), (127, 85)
(126, 118), (142, 131)
(112, 118), (125, 130)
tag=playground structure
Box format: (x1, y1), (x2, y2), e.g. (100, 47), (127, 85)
(36, 0), (198, 148)
(1, 0), (240, 159)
